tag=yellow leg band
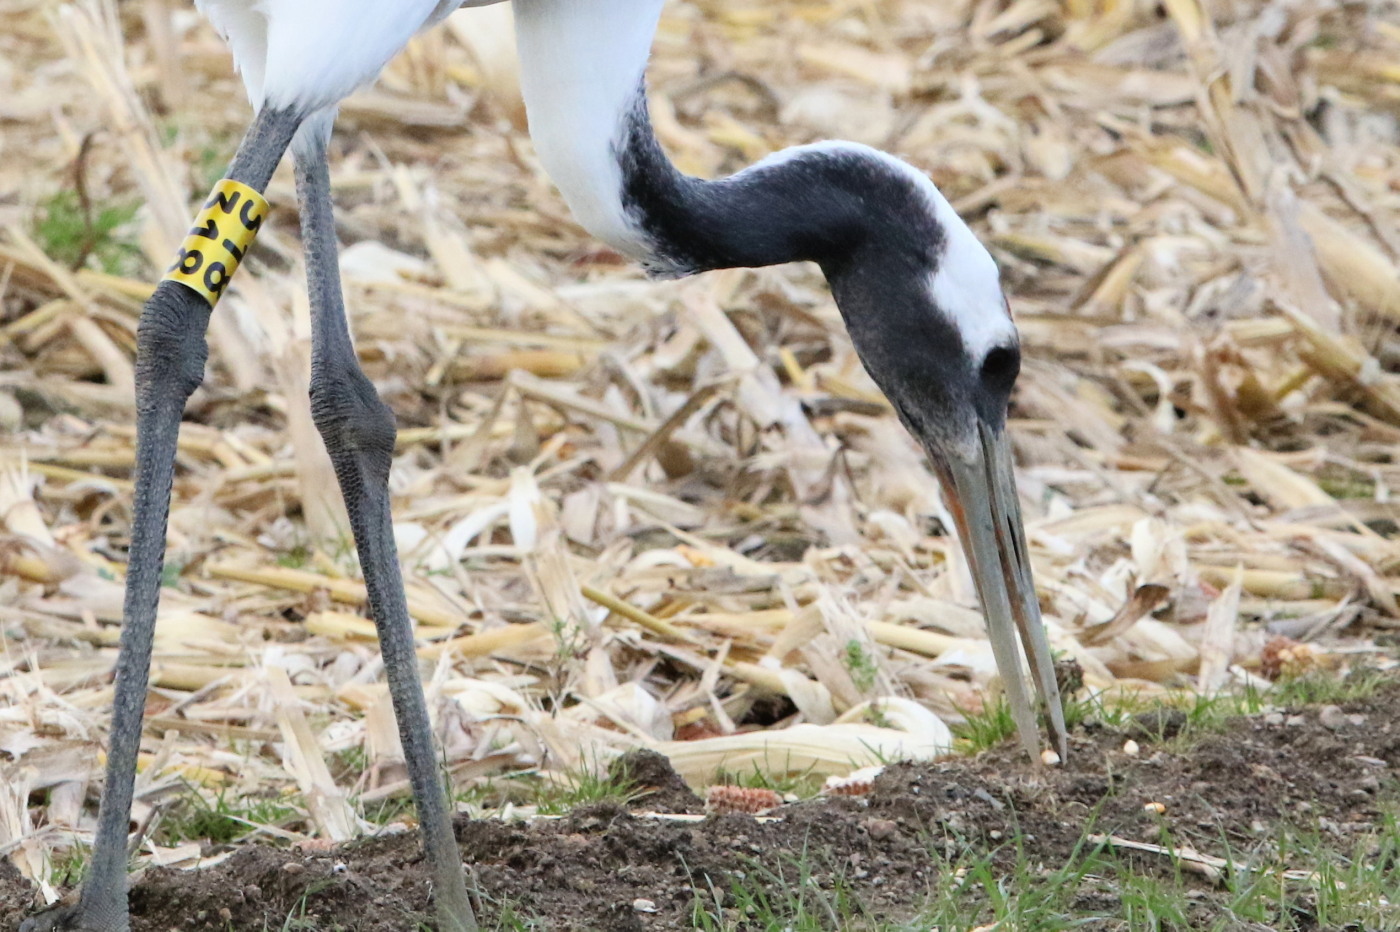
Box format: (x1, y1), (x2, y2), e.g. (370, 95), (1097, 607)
(161, 179), (269, 307)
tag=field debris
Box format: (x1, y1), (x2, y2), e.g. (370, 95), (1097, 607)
(0, 0), (1398, 907)
(822, 764), (884, 798)
(703, 785), (783, 815)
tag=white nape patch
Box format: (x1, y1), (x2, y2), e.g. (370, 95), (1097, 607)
(513, 0), (664, 261)
(927, 211), (1013, 362)
(195, 0), (468, 114)
(844, 144), (1013, 361)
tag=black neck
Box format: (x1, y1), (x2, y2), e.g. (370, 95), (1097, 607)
(615, 85), (944, 281)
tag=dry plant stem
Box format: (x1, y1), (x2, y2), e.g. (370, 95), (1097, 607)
(20, 107), (303, 932)
(294, 137), (478, 932)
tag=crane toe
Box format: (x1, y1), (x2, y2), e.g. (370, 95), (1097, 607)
(20, 903), (128, 932)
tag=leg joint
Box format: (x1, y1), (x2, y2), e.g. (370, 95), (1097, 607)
(135, 283), (213, 403)
(309, 364), (397, 463)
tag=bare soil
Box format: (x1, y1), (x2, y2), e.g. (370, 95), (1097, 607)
(6, 681), (1398, 931)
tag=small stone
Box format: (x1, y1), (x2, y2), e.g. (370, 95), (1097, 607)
(972, 788), (1005, 810)
(1318, 705), (1347, 730)
(1285, 715), (1307, 727)
(282, 862), (305, 875)
(243, 885), (262, 901)
(218, 908), (232, 922)
(1263, 712), (1285, 726)
(633, 898), (658, 913)
(864, 818), (899, 841)
(1041, 749), (1062, 767)
(1122, 739), (1140, 756)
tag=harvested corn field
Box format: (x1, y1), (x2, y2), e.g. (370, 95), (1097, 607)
(1, 0), (1399, 928)
(4, 680), (1400, 930)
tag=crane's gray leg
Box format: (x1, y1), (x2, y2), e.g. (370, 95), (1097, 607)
(293, 133), (478, 932)
(20, 107), (303, 932)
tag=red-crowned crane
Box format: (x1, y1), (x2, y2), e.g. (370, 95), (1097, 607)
(24, 1), (1065, 930)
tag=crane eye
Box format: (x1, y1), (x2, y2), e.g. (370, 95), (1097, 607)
(980, 344), (1021, 391)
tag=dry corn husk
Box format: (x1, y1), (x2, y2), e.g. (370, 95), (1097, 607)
(657, 714), (950, 788)
(2, 0), (1396, 857)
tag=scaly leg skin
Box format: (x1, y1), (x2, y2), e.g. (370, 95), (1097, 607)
(294, 133), (479, 932)
(20, 107), (303, 932)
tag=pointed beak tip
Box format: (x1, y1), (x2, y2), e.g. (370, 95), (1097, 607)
(935, 424), (1068, 761)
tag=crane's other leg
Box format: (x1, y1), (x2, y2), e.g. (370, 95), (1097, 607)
(20, 107), (303, 932)
(293, 132), (478, 932)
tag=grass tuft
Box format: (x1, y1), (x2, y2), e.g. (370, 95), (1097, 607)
(155, 785), (302, 847)
(534, 760), (643, 816)
(31, 188), (143, 275)
(951, 695), (1018, 755)
(715, 761), (825, 799)
(955, 667), (1390, 755)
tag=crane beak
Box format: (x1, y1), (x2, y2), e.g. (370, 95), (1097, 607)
(933, 420), (1068, 761)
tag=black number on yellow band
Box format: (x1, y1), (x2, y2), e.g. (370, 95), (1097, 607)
(204, 261), (229, 296)
(239, 199), (264, 233)
(222, 237), (246, 265)
(171, 247), (204, 276)
(161, 179), (269, 307)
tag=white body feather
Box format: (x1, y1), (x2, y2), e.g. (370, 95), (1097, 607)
(513, 0), (662, 260)
(195, 0), (504, 113)
(196, 0), (1011, 358)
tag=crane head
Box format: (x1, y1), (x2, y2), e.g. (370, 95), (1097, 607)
(819, 152), (1069, 760)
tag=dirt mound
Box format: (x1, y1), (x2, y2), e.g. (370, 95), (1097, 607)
(6, 683), (1397, 931)
(610, 748), (705, 815)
